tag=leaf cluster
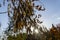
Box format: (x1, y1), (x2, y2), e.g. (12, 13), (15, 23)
(6, 0), (45, 33)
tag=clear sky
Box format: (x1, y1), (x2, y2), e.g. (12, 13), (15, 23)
(0, 0), (8, 36)
(40, 0), (60, 29)
(0, 0), (60, 36)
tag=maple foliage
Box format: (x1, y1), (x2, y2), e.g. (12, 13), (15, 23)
(5, 0), (45, 33)
(0, 0), (46, 40)
(47, 24), (60, 40)
(0, 0), (60, 40)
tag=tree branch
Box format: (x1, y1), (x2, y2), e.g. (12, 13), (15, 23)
(0, 11), (7, 14)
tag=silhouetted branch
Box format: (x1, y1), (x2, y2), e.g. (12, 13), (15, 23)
(0, 11), (11, 14)
(0, 11), (7, 14)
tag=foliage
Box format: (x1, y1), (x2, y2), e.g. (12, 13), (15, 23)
(7, 33), (27, 40)
(6, 0), (45, 33)
(7, 26), (48, 40)
(0, 0), (46, 40)
(46, 24), (60, 40)
(2, 0), (45, 40)
(0, 0), (60, 40)
(27, 24), (60, 40)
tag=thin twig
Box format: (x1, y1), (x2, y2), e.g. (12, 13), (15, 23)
(0, 11), (8, 14)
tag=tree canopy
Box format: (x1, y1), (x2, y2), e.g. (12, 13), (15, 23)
(4, 0), (45, 33)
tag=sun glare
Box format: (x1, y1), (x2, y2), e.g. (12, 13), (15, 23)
(31, 27), (34, 31)
(35, 29), (39, 33)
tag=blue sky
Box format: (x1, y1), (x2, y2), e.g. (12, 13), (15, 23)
(0, 0), (60, 35)
(0, 0), (8, 36)
(40, 0), (60, 28)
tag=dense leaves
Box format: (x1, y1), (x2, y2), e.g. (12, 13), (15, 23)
(49, 24), (60, 40)
(6, 0), (45, 33)
(7, 33), (27, 40)
(0, 0), (60, 40)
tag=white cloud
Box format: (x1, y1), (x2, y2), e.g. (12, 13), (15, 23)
(57, 17), (60, 20)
